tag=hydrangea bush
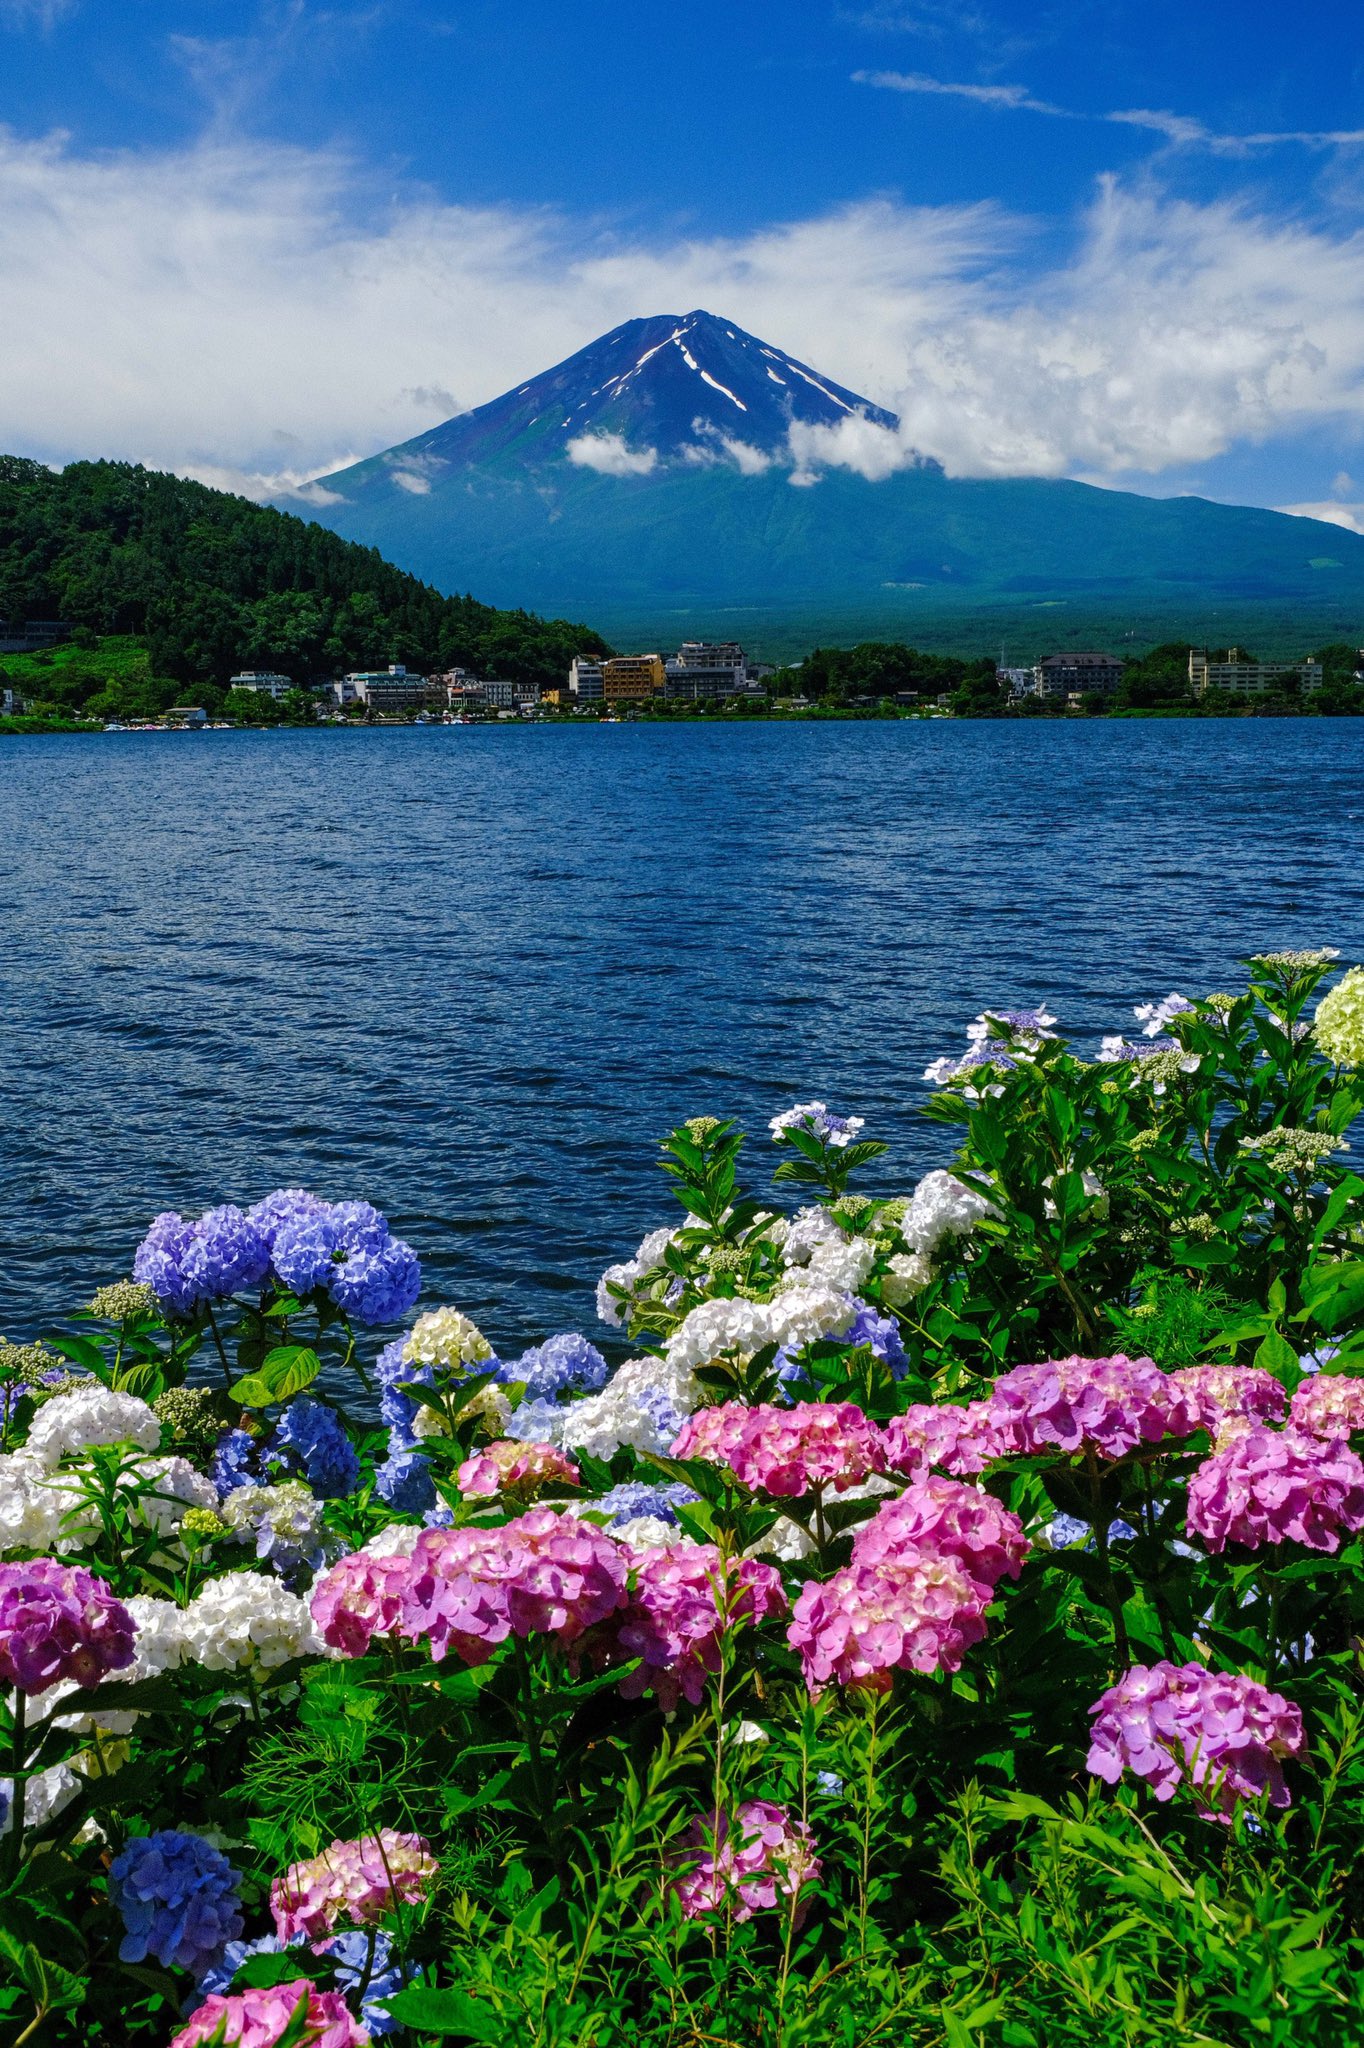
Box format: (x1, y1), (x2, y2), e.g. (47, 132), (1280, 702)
(2, 949), (1364, 2046)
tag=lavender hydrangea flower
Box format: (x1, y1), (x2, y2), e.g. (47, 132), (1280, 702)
(843, 1299), (908, 1377)
(502, 1333), (609, 1399)
(373, 1444), (437, 1514)
(594, 1480), (699, 1528)
(271, 1202), (421, 1326)
(108, 1831), (244, 1974)
(133, 1208), (270, 1317)
(769, 1102), (866, 1148)
(503, 1396), (571, 1444)
(246, 1188), (330, 1251)
(210, 1429), (261, 1496)
(269, 1398), (360, 1499)
(377, 1339), (432, 1450)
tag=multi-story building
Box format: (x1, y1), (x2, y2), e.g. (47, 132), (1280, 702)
(340, 665), (431, 712)
(569, 657), (604, 701)
(1034, 651), (1125, 699)
(1188, 648), (1323, 698)
(663, 641), (748, 700)
(996, 667), (1037, 699)
(602, 654), (665, 703)
(477, 679), (520, 709)
(228, 670), (293, 700)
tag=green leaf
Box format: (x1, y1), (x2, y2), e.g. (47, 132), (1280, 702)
(381, 1985), (507, 2039)
(234, 1345), (322, 1407)
(234, 1951), (334, 1992)
(1253, 1329), (1299, 1382)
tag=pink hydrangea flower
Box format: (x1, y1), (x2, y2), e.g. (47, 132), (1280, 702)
(673, 1401), (884, 1497)
(1290, 1375), (1364, 1440)
(1087, 1660), (1303, 1821)
(671, 1801), (821, 1922)
(611, 1543), (787, 1710)
(787, 1550), (990, 1694)
(1169, 1366), (1286, 1436)
(172, 1981), (366, 2048)
(271, 1828), (439, 1943)
(0, 1558), (136, 1696)
(881, 1401), (1009, 1479)
(398, 1509), (627, 1665)
(1187, 1424), (1364, 1553)
(988, 1354), (1194, 1461)
(851, 1476), (1030, 1597)
(311, 1551), (413, 1658)
(457, 1439), (581, 1499)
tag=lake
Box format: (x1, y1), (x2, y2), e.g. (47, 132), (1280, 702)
(2, 718), (1362, 1353)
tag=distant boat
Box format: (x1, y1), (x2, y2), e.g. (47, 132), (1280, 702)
(103, 720), (127, 732)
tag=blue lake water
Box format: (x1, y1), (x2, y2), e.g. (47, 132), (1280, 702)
(2, 718), (1363, 1353)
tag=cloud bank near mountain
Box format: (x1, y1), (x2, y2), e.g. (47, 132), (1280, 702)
(4, 126), (1364, 502)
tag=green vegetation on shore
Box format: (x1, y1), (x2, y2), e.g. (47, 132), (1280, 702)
(0, 455), (608, 718)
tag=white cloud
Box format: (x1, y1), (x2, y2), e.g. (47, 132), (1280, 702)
(1278, 501), (1364, 536)
(1, 0), (76, 27)
(391, 469), (433, 495)
(4, 127), (1364, 501)
(565, 433), (658, 476)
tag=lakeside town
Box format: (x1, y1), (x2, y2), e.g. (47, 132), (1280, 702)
(2, 618), (1359, 731)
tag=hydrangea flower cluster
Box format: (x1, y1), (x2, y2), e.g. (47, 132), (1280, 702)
(172, 1982), (367, 2048)
(133, 1205), (271, 1317)
(664, 1286), (856, 1374)
(852, 1477), (1030, 1597)
(882, 1401), (1009, 1479)
(777, 1206), (848, 1266)
(1314, 964), (1364, 1067)
(788, 1548), (991, 1694)
(1087, 1661), (1303, 1820)
(108, 1830), (243, 1974)
(1168, 1366), (1286, 1437)
(271, 1828), (439, 1942)
(673, 1401), (886, 1498)
(221, 1482), (331, 1577)
(898, 1170), (1000, 1257)
(1187, 1425), (1364, 1552)
(1133, 992), (1194, 1036)
(397, 1510), (628, 1666)
(609, 1543), (787, 1709)
(270, 1199), (421, 1326)
(589, 1479), (699, 1530)
(672, 1802), (821, 1922)
(768, 1102), (865, 1148)
(596, 1225), (677, 1328)
(404, 1305), (495, 1371)
(0, 1558), (136, 1694)
(268, 1398), (360, 1499)
(198, 1929), (409, 2040)
(179, 1571), (326, 1670)
(502, 1331), (609, 1399)
(988, 1354), (1194, 1460)
(25, 1385), (163, 1466)
(554, 1364), (690, 1459)
(457, 1438), (581, 1498)
(311, 1538), (421, 1657)
(1289, 1374), (1364, 1439)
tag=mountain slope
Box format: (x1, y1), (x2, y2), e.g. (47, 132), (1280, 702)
(305, 310), (1364, 656)
(0, 456), (607, 690)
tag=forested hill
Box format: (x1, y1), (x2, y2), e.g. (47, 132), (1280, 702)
(0, 457), (609, 687)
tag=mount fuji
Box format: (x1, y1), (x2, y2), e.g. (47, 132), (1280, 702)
(300, 311), (1364, 656)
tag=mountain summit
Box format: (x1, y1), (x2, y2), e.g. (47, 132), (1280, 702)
(336, 310), (897, 488)
(303, 313), (1364, 654)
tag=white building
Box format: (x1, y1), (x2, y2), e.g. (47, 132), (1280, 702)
(997, 667), (1038, 699)
(569, 657), (604, 701)
(1189, 648), (1323, 698)
(663, 640), (749, 700)
(228, 671), (293, 701)
(338, 665), (430, 712)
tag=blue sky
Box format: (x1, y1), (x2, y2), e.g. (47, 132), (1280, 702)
(5, 0), (1364, 522)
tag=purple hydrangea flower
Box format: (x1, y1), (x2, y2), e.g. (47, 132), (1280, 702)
(327, 1239), (422, 1326)
(595, 1480), (699, 1527)
(269, 1201), (421, 1326)
(0, 1559), (136, 1695)
(1087, 1661), (1302, 1821)
(1187, 1425), (1364, 1553)
(132, 1208), (269, 1317)
(844, 1298), (908, 1377)
(109, 1831), (243, 1975)
(503, 1396), (569, 1443)
(269, 1398), (360, 1499)
(502, 1333), (608, 1399)
(246, 1188), (330, 1252)
(133, 1213), (200, 1317)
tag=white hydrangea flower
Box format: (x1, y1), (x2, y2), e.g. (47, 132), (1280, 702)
(881, 1251), (934, 1305)
(124, 1595), (191, 1676)
(26, 1387), (162, 1468)
(361, 1522), (423, 1559)
(403, 1306), (493, 1370)
(610, 1514), (685, 1551)
(0, 1760), (81, 1836)
(1315, 965), (1364, 1068)
(665, 1296), (776, 1370)
(558, 1387), (670, 1460)
(180, 1571), (328, 1670)
(0, 1450), (74, 1553)
(610, 1353), (702, 1417)
(767, 1282), (857, 1352)
(899, 1170), (999, 1257)
(779, 1206), (846, 1267)
(595, 1225), (677, 1327)
(805, 1234), (877, 1293)
(1133, 992), (1194, 1037)
(748, 1515), (816, 1563)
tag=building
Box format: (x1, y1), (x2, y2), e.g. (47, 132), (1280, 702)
(0, 619), (71, 655)
(1034, 651), (1125, 700)
(1188, 648), (1323, 698)
(997, 667), (1037, 699)
(228, 671), (293, 701)
(602, 654), (665, 703)
(341, 665), (431, 713)
(663, 641), (748, 700)
(476, 679), (520, 709)
(163, 706), (208, 727)
(568, 657), (604, 702)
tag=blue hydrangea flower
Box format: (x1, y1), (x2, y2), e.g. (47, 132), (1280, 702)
(269, 1209), (339, 1294)
(133, 1214), (201, 1318)
(328, 1239), (422, 1326)
(271, 1203), (421, 1325)
(636, 1384), (686, 1447)
(210, 1428), (261, 1495)
(1045, 1514), (1091, 1548)
(843, 1299), (908, 1378)
(422, 1499), (456, 1529)
(108, 1831), (243, 1975)
(502, 1396), (569, 1443)
(814, 1771), (844, 1796)
(377, 1339), (429, 1450)
(269, 1397), (360, 1498)
(502, 1333), (608, 1399)
(594, 1480), (699, 1527)
(374, 1443), (437, 1513)
(133, 1208), (269, 1317)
